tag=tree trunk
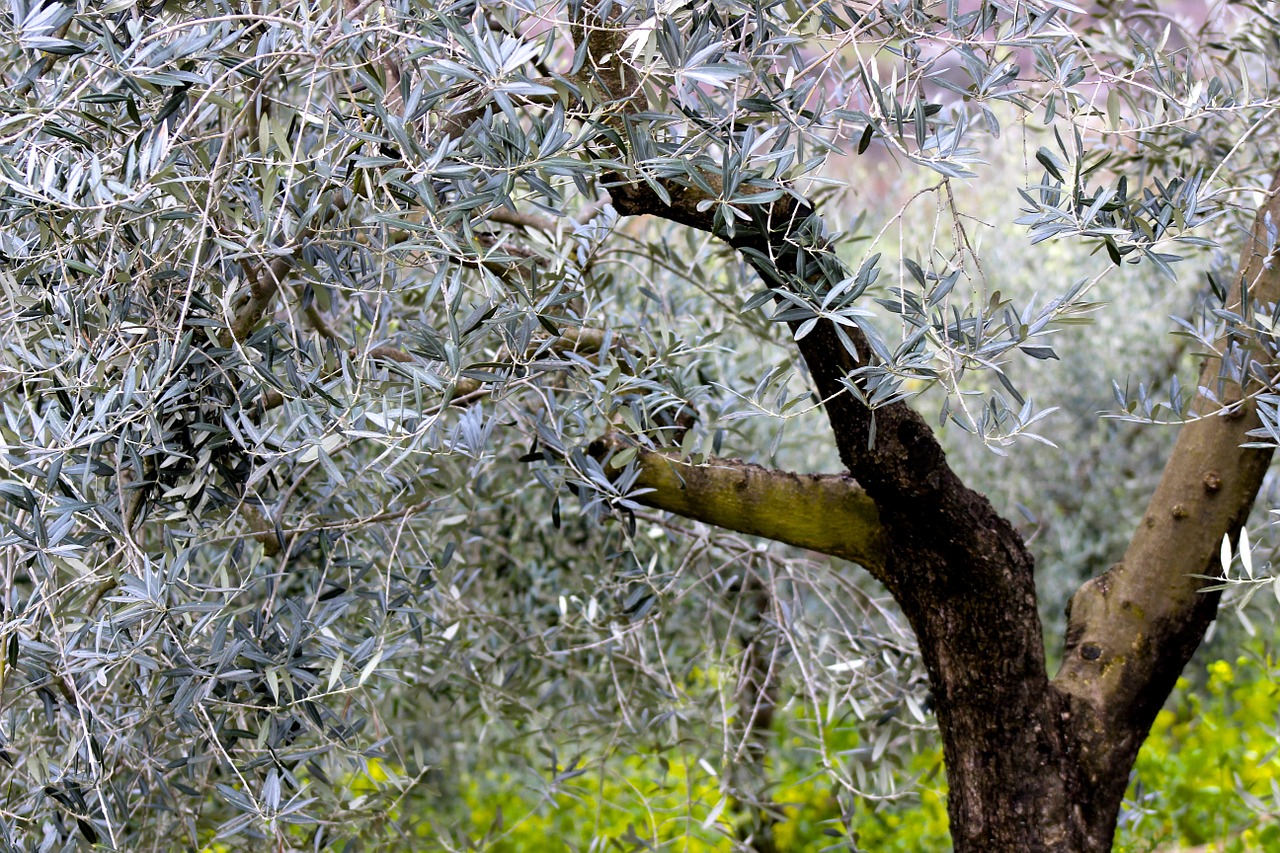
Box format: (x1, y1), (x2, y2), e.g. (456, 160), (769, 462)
(796, 176), (1280, 850)
(791, 318), (1083, 851)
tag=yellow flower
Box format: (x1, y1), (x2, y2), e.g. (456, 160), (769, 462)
(1207, 660), (1234, 692)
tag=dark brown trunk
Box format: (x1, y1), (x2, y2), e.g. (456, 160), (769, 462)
(792, 325), (1082, 851)
(609, 179), (1094, 851)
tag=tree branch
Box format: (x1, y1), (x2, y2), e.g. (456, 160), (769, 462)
(590, 435), (885, 573)
(1053, 171), (1280, 814)
(253, 325), (610, 414)
(487, 207), (559, 232)
(226, 195), (348, 343)
(605, 176), (1033, 578)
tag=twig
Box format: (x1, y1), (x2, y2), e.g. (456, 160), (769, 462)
(488, 207), (559, 232)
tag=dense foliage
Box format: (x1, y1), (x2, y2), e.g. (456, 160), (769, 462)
(0, 0), (1278, 849)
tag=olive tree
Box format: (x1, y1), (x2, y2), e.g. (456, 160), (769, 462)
(0, 0), (1278, 850)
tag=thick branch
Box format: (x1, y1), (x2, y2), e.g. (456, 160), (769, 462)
(591, 435), (885, 572)
(1053, 172), (1280, 825)
(606, 180), (1034, 566)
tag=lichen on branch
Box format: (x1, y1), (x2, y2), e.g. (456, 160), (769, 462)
(590, 434), (885, 574)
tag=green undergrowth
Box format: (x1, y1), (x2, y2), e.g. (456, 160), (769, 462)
(247, 652), (1277, 851)
(439, 721), (950, 852)
(1116, 652), (1280, 852)
(428, 653), (1279, 851)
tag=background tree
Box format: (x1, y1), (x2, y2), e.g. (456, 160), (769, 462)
(0, 0), (1278, 850)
